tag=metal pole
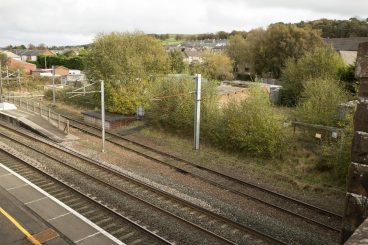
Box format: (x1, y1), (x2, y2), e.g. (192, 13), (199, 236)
(6, 66), (9, 87)
(52, 65), (55, 105)
(0, 61), (2, 103)
(17, 69), (20, 91)
(101, 80), (105, 153)
(194, 74), (201, 150)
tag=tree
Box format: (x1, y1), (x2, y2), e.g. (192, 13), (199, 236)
(169, 50), (186, 73)
(296, 78), (348, 127)
(37, 43), (47, 50)
(280, 46), (345, 106)
(227, 34), (248, 73)
(243, 24), (324, 78)
(28, 43), (36, 50)
(200, 52), (233, 81)
(84, 32), (170, 114)
(296, 18), (368, 38)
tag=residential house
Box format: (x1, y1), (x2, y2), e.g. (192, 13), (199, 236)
(325, 37), (368, 65)
(183, 50), (203, 64)
(1, 51), (21, 61)
(7, 59), (36, 74)
(14, 49), (53, 61)
(54, 66), (69, 76)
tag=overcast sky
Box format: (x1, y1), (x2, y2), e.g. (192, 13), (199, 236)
(0, 0), (367, 47)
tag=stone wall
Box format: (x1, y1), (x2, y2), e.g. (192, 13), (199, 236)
(341, 42), (368, 243)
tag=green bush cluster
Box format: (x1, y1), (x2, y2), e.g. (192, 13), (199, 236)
(295, 77), (352, 180)
(37, 54), (85, 70)
(44, 87), (97, 109)
(280, 47), (345, 106)
(296, 78), (349, 127)
(147, 77), (286, 158)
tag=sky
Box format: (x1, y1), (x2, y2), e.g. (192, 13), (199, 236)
(0, 0), (367, 47)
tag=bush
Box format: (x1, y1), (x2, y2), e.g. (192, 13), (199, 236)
(339, 64), (359, 96)
(280, 47), (345, 106)
(316, 113), (353, 182)
(296, 78), (349, 127)
(217, 85), (286, 157)
(147, 75), (218, 134)
(147, 81), (286, 158)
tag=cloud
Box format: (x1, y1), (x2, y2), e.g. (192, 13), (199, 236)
(0, 0), (366, 46)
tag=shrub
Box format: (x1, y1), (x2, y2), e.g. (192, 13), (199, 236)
(147, 75), (218, 134)
(147, 82), (286, 158)
(296, 78), (349, 127)
(316, 113), (353, 183)
(280, 47), (345, 106)
(218, 85), (286, 157)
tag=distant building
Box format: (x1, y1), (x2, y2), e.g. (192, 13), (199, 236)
(1, 51), (21, 61)
(324, 37), (368, 65)
(183, 50), (203, 64)
(7, 59), (36, 74)
(14, 49), (53, 61)
(61, 70), (86, 84)
(54, 66), (69, 76)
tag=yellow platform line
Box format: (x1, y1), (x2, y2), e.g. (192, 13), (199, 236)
(0, 207), (41, 245)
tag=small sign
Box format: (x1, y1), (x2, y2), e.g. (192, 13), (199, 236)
(331, 131), (338, 139)
(315, 133), (322, 139)
(137, 106), (144, 117)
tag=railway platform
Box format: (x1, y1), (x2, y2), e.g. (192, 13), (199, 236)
(0, 106), (77, 143)
(0, 162), (122, 245)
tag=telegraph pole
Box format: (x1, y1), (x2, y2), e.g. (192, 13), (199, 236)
(193, 74), (201, 150)
(52, 65), (55, 105)
(0, 62), (2, 102)
(100, 80), (105, 153)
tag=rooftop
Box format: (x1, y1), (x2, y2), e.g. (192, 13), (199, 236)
(324, 37), (368, 51)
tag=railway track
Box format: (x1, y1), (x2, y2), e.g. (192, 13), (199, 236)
(63, 115), (343, 234)
(0, 149), (170, 245)
(0, 123), (286, 244)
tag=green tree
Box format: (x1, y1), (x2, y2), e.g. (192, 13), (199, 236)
(84, 32), (170, 114)
(243, 24), (324, 78)
(227, 34), (247, 73)
(296, 78), (349, 126)
(280, 46), (345, 106)
(200, 52), (233, 80)
(169, 50), (186, 73)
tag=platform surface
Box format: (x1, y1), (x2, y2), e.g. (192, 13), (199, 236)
(0, 162), (122, 245)
(0, 108), (78, 142)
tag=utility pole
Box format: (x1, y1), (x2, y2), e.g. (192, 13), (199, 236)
(100, 80), (105, 153)
(6, 66), (9, 86)
(44, 56), (47, 69)
(193, 74), (201, 151)
(52, 65), (55, 105)
(67, 80), (105, 152)
(0, 62), (2, 103)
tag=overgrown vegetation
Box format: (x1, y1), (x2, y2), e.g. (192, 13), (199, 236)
(296, 78), (349, 126)
(280, 47), (345, 106)
(147, 78), (286, 158)
(37, 53), (85, 70)
(84, 32), (170, 114)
